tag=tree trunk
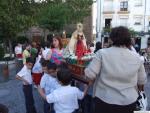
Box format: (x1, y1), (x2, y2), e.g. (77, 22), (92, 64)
(8, 39), (13, 58)
(44, 29), (47, 42)
(3, 40), (7, 54)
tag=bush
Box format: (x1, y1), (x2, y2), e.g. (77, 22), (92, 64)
(0, 45), (5, 60)
(16, 36), (28, 44)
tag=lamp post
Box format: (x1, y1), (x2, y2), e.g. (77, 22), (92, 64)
(144, 0), (147, 32)
(96, 0), (102, 42)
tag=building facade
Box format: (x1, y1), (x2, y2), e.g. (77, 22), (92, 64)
(93, 0), (150, 33)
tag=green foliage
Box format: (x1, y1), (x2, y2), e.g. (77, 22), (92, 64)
(129, 28), (138, 38)
(38, 0), (93, 31)
(0, 0), (38, 39)
(0, 0), (40, 57)
(103, 27), (111, 33)
(0, 45), (5, 60)
(15, 36), (29, 44)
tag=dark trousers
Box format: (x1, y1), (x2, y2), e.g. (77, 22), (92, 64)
(72, 110), (78, 113)
(94, 97), (136, 113)
(0, 104), (8, 113)
(23, 85), (37, 113)
(44, 100), (50, 113)
(81, 95), (94, 113)
(44, 100), (55, 113)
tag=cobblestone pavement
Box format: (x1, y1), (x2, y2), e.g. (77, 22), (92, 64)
(0, 62), (150, 113)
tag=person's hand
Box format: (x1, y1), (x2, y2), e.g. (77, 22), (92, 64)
(37, 85), (46, 100)
(87, 79), (94, 86)
(37, 85), (42, 93)
(24, 80), (30, 85)
(138, 85), (144, 91)
(88, 80), (94, 86)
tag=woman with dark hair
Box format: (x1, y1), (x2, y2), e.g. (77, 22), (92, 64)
(47, 36), (64, 65)
(85, 26), (147, 113)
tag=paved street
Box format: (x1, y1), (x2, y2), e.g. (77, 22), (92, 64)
(0, 62), (43, 113)
(0, 62), (150, 113)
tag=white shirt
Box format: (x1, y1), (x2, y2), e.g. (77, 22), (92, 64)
(40, 73), (60, 95)
(32, 55), (42, 73)
(140, 56), (145, 63)
(130, 46), (137, 53)
(17, 65), (33, 85)
(46, 85), (84, 113)
(42, 48), (50, 60)
(85, 47), (147, 105)
(15, 46), (22, 55)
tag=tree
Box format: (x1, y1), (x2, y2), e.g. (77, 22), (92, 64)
(0, 0), (39, 57)
(38, 0), (93, 32)
(129, 28), (138, 38)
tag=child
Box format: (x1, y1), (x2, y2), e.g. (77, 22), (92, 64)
(38, 68), (89, 113)
(40, 61), (60, 113)
(23, 44), (31, 65)
(16, 57), (37, 113)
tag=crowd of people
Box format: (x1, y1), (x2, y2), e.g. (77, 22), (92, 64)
(14, 26), (147, 113)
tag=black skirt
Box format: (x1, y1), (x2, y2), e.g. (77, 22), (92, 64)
(93, 97), (136, 113)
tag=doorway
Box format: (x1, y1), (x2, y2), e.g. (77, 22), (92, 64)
(105, 19), (112, 28)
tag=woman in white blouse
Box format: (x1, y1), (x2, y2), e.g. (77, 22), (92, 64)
(85, 26), (147, 113)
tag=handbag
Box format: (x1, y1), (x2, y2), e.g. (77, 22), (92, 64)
(136, 91), (148, 111)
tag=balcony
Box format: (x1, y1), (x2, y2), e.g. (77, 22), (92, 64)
(117, 11), (130, 14)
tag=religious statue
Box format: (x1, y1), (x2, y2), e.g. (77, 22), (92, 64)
(63, 23), (87, 58)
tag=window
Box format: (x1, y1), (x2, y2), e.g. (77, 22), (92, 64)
(105, 19), (112, 28)
(120, 18), (128, 27)
(120, 1), (128, 11)
(135, 0), (142, 6)
(134, 17), (142, 25)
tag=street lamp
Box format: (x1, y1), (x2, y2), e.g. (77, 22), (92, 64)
(96, 0), (102, 42)
(144, 0), (147, 32)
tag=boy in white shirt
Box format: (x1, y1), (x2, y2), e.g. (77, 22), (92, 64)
(40, 61), (60, 113)
(38, 68), (89, 113)
(15, 43), (23, 73)
(15, 43), (23, 59)
(16, 57), (37, 113)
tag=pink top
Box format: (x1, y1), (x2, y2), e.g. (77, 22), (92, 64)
(50, 49), (63, 65)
